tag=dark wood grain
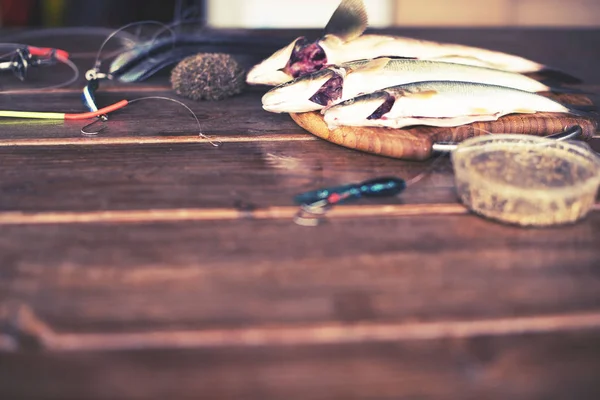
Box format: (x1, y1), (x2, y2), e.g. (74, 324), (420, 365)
(1, 27), (600, 400)
(0, 331), (599, 400)
(0, 142), (457, 212)
(1, 214), (598, 336)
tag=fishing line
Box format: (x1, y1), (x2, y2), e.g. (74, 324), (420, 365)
(0, 44), (22, 59)
(89, 20), (177, 80)
(0, 45), (79, 94)
(126, 96), (221, 147)
(150, 16), (208, 44)
(77, 21), (179, 133)
(173, 0), (205, 28)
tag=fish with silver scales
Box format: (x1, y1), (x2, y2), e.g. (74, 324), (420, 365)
(247, 0), (581, 86)
(322, 81), (591, 130)
(261, 57), (583, 114)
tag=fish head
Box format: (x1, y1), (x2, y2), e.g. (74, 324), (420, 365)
(247, 37), (328, 86)
(247, 0), (369, 86)
(246, 37), (301, 86)
(323, 91), (396, 128)
(262, 68), (345, 113)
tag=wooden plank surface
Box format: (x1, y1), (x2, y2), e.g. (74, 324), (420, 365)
(1, 332), (600, 400)
(1, 27), (600, 399)
(0, 142), (455, 212)
(0, 214), (599, 339)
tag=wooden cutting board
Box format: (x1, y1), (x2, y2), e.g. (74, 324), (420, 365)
(290, 93), (598, 161)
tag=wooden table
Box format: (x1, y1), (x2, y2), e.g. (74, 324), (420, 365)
(0, 28), (599, 399)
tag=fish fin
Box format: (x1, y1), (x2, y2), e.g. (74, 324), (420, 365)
(324, 0), (368, 42)
(569, 104), (597, 112)
(542, 84), (592, 95)
(566, 106), (597, 118)
(537, 68), (582, 85)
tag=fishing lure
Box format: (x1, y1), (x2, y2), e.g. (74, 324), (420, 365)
(74, 21), (230, 143)
(84, 21), (178, 84)
(294, 176), (406, 226)
(291, 124), (585, 226)
(80, 18), (288, 84)
(81, 62), (220, 144)
(109, 33), (291, 83)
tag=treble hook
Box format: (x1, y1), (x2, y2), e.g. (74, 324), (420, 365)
(293, 199), (331, 227)
(80, 115), (108, 136)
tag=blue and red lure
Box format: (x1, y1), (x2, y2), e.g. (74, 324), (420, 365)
(293, 177), (406, 226)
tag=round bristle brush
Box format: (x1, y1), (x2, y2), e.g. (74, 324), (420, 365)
(170, 53), (246, 101)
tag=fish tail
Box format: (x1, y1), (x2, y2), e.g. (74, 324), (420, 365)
(566, 105), (597, 118)
(544, 84), (592, 95)
(537, 68), (583, 84)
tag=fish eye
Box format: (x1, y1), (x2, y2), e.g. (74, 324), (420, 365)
(343, 99), (355, 105)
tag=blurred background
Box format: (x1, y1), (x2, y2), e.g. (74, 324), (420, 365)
(0, 0), (599, 27)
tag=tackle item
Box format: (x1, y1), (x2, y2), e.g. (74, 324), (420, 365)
(81, 78), (110, 134)
(247, 0), (580, 86)
(294, 177), (406, 226)
(111, 34), (290, 83)
(81, 96), (222, 147)
(0, 46), (69, 81)
(170, 53), (246, 101)
(84, 20), (179, 85)
(0, 44), (78, 93)
(1, 78), (219, 145)
(451, 134), (600, 226)
(0, 101), (128, 120)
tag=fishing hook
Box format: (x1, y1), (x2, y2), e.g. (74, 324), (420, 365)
(80, 115), (108, 136)
(294, 199), (331, 227)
